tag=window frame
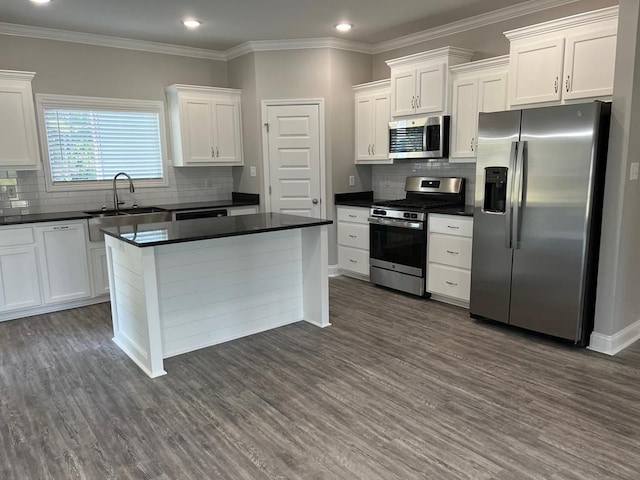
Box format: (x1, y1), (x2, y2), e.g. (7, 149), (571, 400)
(35, 93), (169, 192)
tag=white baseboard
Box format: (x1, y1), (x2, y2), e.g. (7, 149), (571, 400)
(588, 318), (640, 355)
(328, 264), (340, 277)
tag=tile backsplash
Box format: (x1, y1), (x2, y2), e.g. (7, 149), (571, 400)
(372, 160), (476, 204)
(0, 167), (233, 216)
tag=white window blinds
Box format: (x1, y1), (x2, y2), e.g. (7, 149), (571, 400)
(43, 108), (164, 183)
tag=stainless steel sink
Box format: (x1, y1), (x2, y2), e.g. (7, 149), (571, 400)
(85, 207), (171, 241)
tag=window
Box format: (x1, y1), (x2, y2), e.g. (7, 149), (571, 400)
(36, 94), (168, 191)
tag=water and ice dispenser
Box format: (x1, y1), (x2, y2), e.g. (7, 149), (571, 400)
(483, 167), (508, 213)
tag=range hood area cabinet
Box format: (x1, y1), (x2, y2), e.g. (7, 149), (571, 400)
(354, 79), (392, 164)
(166, 84), (243, 167)
(449, 56), (509, 162)
(505, 6), (618, 107)
(0, 70), (41, 170)
(386, 47), (474, 118)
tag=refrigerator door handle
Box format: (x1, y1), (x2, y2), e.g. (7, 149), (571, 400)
(512, 140), (526, 249)
(505, 141), (518, 249)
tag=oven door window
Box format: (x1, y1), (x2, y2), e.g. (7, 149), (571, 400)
(370, 223), (425, 270)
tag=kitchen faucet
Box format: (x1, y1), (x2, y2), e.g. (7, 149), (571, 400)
(112, 172), (135, 212)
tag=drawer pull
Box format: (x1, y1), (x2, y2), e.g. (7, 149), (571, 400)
(349, 259), (358, 263)
(445, 281), (458, 286)
(446, 250), (459, 255)
(348, 214), (357, 218)
(53, 226), (70, 230)
(349, 234), (357, 238)
(447, 225), (460, 229)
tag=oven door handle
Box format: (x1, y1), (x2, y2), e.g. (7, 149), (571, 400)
(368, 217), (424, 230)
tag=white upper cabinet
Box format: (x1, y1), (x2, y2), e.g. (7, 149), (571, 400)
(505, 6), (618, 107)
(450, 56), (509, 162)
(387, 47), (474, 118)
(0, 70), (41, 171)
(166, 84), (243, 166)
(354, 80), (391, 164)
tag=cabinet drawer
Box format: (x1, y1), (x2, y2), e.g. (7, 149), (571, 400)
(338, 223), (369, 250)
(337, 207), (369, 224)
(0, 227), (34, 247)
(428, 233), (472, 269)
(427, 264), (471, 301)
(338, 246), (369, 276)
(429, 214), (473, 237)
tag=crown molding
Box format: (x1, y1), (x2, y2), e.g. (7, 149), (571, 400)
(0, 22), (226, 61)
(353, 78), (391, 92)
(0, 69), (36, 81)
(449, 55), (510, 74)
(385, 46), (474, 68)
(504, 5), (618, 41)
(225, 37), (373, 60)
(372, 0), (581, 54)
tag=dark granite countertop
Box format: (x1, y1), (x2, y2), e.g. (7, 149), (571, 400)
(102, 212), (333, 247)
(334, 191), (376, 207)
(0, 211), (91, 226)
(153, 200), (257, 211)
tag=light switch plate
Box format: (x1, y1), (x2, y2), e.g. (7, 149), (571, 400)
(349, 175), (355, 186)
(630, 162), (639, 181)
(250, 166), (257, 177)
(6, 186), (17, 199)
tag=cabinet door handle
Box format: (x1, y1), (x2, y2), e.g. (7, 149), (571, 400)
(349, 259), (358, 263)
(348, 214), (357, 218)
(211, 146), (215, 158)
(411, 96), (415, 108)
(371, 144), (375, 155)
(470, 137), (474, 152)
(554, 76), (559, 93)
(446, 250), (459, 255)
(216, 147), (219, 157)
(447, 225), (460, 229)
(565, 75), (570, 93)
(349, 234), (357, 238)
(416, 95), (420, 108)
(53, 226), (70, 230)
(446, 281), (459, 286)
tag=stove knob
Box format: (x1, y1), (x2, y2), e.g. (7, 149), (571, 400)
(403, 213), (411, 219)
(411, 213), (418, 219)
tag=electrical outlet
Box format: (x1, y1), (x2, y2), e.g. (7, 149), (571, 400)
(349, 175), (355, 186)
(6, 186), (17, 199)
(630, 162), (639, 181)
(250, 166), (257, 177)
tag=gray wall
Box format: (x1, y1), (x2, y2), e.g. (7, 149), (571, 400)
(228, 48), (372, 264)
(372, 0), (618, 80)
(595, 0), (640, 337)
(0, 35), (233, 215)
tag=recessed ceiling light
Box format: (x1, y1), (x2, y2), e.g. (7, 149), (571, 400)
(334, 23), (353, 32)
(182, 19), (203, 29)
(30, 0), (51, 4)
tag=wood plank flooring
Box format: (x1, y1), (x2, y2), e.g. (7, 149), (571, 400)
(1, 275), (640, 479)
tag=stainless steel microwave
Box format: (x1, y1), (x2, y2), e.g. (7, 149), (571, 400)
(388, 115), (450, 159)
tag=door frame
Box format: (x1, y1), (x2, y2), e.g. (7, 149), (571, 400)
(260, 99), (326, 218)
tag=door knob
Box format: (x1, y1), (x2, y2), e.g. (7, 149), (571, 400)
(312, 198), (319, 204)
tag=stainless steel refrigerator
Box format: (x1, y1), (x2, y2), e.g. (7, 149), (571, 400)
(470, 102), (610, 345)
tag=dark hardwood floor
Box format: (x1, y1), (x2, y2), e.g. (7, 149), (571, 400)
(1, 276), (639, 479)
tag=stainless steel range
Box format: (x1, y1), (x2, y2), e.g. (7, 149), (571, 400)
(369, 176), (465, 296)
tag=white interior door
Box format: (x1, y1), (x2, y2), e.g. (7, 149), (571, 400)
(266, 104), (321, 217)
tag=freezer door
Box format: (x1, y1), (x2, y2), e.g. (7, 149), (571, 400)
(509, 103), (602, 341)
(470, 110), (521, 323)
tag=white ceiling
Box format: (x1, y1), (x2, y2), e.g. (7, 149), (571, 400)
(0, 0), (539, 52)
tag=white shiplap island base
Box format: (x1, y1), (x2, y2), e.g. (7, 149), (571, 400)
(102, 213), (332, 378)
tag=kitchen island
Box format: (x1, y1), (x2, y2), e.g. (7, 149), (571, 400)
(102, 213), (332, 378)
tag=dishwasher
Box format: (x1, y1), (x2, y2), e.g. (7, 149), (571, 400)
(172, 208), (228, 221)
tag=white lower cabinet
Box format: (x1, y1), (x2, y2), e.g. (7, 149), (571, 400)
(35, 221), (92, 304)
(337, 206), (370, 279)
(427, 214), (473, 307)
(0, 244), (41, 312)
(90, 244), (110, 296)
